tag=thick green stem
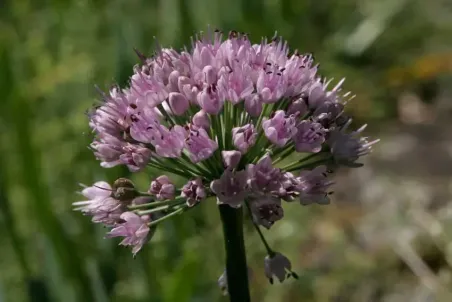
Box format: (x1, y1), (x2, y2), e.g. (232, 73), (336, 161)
(219, 205), (250, 302)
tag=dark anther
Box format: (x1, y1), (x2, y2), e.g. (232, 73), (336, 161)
(129, 103), (137, 109)
(130, 114), (139, 122)
(291, 272), (299, 279)
(228, 30), (238, 38)
(133, 48), (147, 62)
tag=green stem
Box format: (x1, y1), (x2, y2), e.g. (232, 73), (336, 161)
(147, 206), (186, 227)
(218, 205), (250, 302)
(148, 161), (192, 179)
(137, 200), (185, 215)
(272, 144), (295, 165)
(289, 159), (331, 172)
(281, 155), (331, 172)
(128, 197), (184, 210)
(244, 201), (274, 256)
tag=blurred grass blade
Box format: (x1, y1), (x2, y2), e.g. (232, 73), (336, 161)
(162, 252), (200, 302)
(0, 47), (94, 301)
(0, 282), (4, 302)
(0, 164), (31, 281)
(87, 258), (109, 302)
(27, 279), (51, 302)
(0, 168), (51, 302)
(41, 236), (77, 302)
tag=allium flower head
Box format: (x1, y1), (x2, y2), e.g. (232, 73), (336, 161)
(77, 27), (378, 286)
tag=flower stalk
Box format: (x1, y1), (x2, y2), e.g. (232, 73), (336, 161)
(219, 205), (251, 302)
(245, 200), (274, 256)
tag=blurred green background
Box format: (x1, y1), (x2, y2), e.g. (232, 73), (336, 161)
(1, 0), (452, 301)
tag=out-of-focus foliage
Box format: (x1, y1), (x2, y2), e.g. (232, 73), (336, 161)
(0, 0), (451, 301)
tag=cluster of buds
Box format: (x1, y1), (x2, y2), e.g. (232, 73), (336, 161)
(75, 29), (378, 282)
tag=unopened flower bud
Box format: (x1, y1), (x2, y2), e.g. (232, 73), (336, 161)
(192, 110), (210, 129)
(244, 94), (262, 117)
(203, 65), (217, 85)
(113, 178), (135, 190)
(149, 175), (175, 200)
(181, 178), (206, 207)
(113, 178), (137, 202)
(221, 150), (242, 169)
(169, 92), (189, 116)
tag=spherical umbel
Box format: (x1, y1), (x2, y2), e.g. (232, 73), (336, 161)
(76, 28), (378, 294)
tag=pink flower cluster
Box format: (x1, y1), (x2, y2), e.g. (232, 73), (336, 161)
(78, 29), (379, 276)
(89, 30), (376, 173)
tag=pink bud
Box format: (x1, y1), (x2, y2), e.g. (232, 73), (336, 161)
(308, 81), (325, 108)
(198, 86), (224, 115)
(287, 98), (307, 116)
(192, 110), (210, 129)
(221, 150), (242, 169)
(200, 47), (214, 67)
(244, 94), (263, 117)
(149, 175), (175, 200)
(168, 70), (180, 92)
(177, 76), (192, 94)
(203, 65), (217, 85)
(169, 92), (189, 116)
